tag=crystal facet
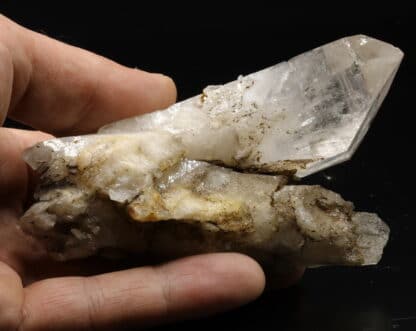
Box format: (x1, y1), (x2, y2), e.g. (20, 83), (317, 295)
(100, 35), (403, 177)
(20, 35), (402, 273)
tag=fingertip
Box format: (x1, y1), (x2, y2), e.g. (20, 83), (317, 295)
(156, 73), (177, 102)
(220, 253), (266, 303)
(159, 253), (265, 320)
(147, 72), (177, 109)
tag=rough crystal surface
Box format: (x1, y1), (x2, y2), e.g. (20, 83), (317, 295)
(20, 35), (402, 272)
(22, 133), (389, 269)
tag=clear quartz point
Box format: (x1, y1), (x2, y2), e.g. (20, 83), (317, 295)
(100, 35), (403, 177)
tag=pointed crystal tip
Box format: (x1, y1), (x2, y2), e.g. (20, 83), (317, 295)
(100, 35), (403, 177)
(295, 35), (403, 177)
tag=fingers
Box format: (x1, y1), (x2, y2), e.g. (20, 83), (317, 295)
(0, 261), (24, 331)
(0, 128), (52, 204)
(0, 15), (176, 135)
(21, 253), (265, 331)
(0, 43), (13, 125)
(0, 128), (54, 282)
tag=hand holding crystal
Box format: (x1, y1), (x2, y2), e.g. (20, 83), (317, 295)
(0, 15), (268, 331)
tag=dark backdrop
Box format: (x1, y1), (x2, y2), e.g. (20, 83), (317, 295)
(1, 2), (415, 331)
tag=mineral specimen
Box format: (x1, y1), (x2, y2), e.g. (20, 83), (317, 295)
(20, 35), (402, 273)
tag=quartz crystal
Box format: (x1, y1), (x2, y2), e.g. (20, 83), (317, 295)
(100, 35), (403, 177)
(20, 35), (402, 274)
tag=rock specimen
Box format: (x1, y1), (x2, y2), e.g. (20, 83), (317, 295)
(20, 35), (402, 273)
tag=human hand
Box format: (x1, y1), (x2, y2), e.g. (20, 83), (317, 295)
(0, 15), (300, 331)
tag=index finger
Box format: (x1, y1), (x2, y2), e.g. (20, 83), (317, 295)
(0, 15), (176, 135)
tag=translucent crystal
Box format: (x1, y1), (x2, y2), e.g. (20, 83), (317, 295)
(100, 35), (403, 177)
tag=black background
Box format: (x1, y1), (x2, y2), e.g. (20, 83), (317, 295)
(1, 2), (416, 331)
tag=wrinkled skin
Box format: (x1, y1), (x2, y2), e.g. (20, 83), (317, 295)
(0, 15), (303, 331)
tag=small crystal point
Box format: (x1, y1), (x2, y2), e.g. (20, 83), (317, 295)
(100, 35), (403, 177)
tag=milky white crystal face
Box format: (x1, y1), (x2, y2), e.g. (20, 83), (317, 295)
(22, 133), (389, 266)
(100, 35), (403, 177)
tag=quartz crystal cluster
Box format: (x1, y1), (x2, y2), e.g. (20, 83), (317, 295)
(20, 35), (403, 273)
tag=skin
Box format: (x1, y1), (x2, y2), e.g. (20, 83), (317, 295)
(0, 14), (302, 331)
